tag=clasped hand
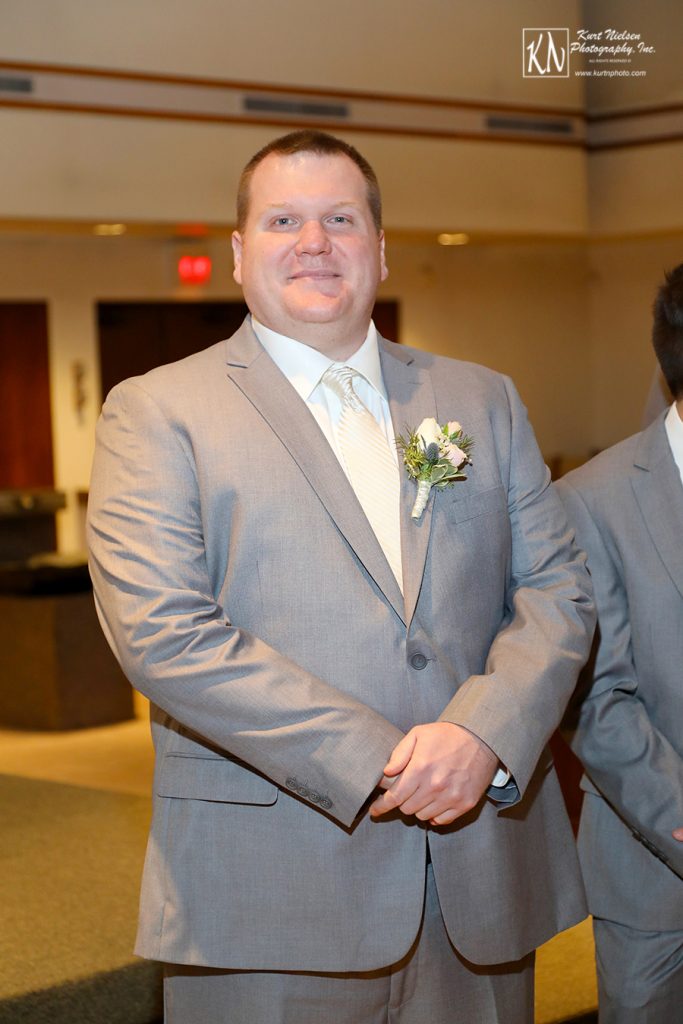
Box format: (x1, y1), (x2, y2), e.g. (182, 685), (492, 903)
(369, 722), (499, 827)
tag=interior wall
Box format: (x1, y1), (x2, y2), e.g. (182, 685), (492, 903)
(583, 0), (683, 110)
(0, 0), (588, 233)
(587, 236), (683, 450)
(0, 0), (680, 556)
(2, 228), (678, 551)
(0, 110), (589, 236)
(383, 241), (591, 457)
(0, 232), (595, 552)
(589, 145), (683, 236)
(0, 232), (238, 552)
(1, 0), (584, 106)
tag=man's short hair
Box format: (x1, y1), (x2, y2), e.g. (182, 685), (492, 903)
(652, 264), (683, 400)
(236, 129), (382, 234)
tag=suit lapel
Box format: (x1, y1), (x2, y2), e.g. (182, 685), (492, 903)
(380, 340), (438, 627)
(223, 321), (405, 621)
(631, 417), (683, 602)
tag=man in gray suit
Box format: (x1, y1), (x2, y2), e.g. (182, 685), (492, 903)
(557, 264), (683, 1022)
(88, 130), (593, 1023)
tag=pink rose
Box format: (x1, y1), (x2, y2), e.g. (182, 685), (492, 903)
(445, 442), (467, 468)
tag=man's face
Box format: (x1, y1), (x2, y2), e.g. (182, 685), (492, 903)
(232, 151), (387, 357)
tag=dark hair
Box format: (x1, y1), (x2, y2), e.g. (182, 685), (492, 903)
(652, 264), (683, 399)
(236, 129), (382, 233)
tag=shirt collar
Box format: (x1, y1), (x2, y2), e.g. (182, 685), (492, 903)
(251, 316), (387, 403)
(664, 401), (683, 480)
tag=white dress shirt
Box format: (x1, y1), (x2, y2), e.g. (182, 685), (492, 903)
(665, 401), (683, 489)
(251, 316), (398, 472)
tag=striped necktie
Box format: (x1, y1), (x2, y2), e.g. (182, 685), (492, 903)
(322, 365), (403, 592)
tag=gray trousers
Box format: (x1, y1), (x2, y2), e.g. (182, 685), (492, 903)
(594, 917), (683, 1023)
(164, 866), (534, 1023)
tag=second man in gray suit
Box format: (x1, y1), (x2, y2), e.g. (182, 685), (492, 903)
(558, 264), (683, 1022)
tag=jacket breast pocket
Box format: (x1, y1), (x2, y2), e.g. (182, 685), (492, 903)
(443, 484), (507, 524)
(156, 753), (279, 806)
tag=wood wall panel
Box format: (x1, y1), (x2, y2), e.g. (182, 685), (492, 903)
(98, 300), (399, 401)
(98, 301), (248, 403)
(0, 303), (53, 488)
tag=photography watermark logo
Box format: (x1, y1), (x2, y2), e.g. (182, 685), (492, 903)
(523, 29), (569, 78)
(522, 26), (656, 79)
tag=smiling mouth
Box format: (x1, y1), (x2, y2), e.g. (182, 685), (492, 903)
(288, 270), (340, 280)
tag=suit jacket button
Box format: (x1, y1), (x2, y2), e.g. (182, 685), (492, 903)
(410, 653), (428, 670)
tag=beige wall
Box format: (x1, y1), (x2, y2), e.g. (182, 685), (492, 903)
(383, 240), (592, 455)
(584, 0), (683, 110)
(1, 232), (680, 554)
(0, 231), (596, 551)
(589, 145), (683, 236)
(0, 112), (589, 236)
(1, 0), (681, 554)
(0, 1), (588, 232)
(1, 0), (584, 105)
(0, 232), (239, 551)
(587, 237), (683, 449)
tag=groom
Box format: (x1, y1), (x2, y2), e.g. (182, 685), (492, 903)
(88, 129), (594, 1023)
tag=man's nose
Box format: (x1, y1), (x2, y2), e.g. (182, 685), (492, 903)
(295, 220), (331, 256)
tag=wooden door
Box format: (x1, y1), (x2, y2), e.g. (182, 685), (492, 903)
(98, 301), (249, 403)
(0, 303), (53, 488)
(98, 300), (399, 401)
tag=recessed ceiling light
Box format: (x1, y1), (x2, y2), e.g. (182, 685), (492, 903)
(94, 223), (127, 236)
(437, 232), (469, 246)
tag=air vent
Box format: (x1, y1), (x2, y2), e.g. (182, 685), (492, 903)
(0, 62), (586, 145)
(243, 96), (348, 119)
(486, 115), (574, 135)
(0, 75), (33, 94)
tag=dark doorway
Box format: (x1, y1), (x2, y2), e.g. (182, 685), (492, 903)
(97, 300), (399, 402)
(98, 302), (247, 404)
(0, 303), (53, 488)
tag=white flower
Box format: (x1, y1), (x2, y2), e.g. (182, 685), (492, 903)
(416, 417), (442, 450)
(446, 420), (462, 436)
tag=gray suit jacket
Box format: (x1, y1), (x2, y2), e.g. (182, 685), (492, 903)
(557, 415), (683, 931)
(87, 319), (593, 971)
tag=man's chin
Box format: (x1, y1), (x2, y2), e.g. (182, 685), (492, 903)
(284, 300), (347, 324)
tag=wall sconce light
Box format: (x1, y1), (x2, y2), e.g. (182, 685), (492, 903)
(72, 361), (87, 424)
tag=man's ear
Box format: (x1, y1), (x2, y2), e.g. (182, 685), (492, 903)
(379, 231), (388, 282)
(231, 231), (243, 285)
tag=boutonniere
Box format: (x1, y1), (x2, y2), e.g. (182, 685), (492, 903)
(396, 417), (474, 520)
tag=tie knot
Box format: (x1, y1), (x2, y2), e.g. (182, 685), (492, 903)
(322, 365), (365, 411)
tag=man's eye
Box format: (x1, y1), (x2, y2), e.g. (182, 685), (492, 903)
(329, 215), (350, 224)
(273, 216), (295, 226)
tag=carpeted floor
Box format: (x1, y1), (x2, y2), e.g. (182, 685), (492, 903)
(0, 773), (162, 1023)
(0, 718), (599, 1023)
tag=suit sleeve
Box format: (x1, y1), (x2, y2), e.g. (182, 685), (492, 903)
(438, 376), (596, 800)
(87, 381), (403, 828)
(556, 476), (683, 879)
